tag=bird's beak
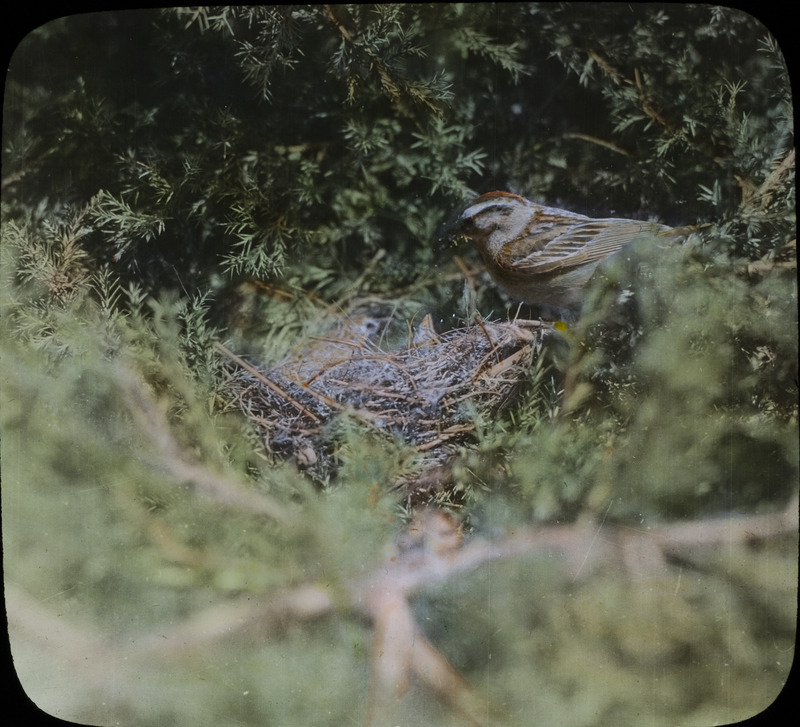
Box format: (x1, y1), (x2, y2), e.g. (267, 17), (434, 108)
(439, 207), (468, 242)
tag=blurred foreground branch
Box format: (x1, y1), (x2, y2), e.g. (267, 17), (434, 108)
(114, 363), (293, 525)
(8, 496), (796, 726)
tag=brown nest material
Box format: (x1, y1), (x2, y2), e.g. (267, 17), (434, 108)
(218, 315), (552, 499)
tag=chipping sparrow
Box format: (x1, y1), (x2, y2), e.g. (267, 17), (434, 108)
(454, 191), (680, 316)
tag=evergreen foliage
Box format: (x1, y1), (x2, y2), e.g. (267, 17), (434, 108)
(2, 4), (796, 726)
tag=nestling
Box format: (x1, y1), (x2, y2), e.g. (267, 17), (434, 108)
(454, 191), (681, 317)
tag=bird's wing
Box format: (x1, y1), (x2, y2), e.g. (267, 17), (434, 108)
(503, 219), (668, 275)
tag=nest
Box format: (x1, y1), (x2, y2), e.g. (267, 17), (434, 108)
(219, 313), (552, 501)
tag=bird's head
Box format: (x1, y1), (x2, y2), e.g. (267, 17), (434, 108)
(453, 191), (534, 259)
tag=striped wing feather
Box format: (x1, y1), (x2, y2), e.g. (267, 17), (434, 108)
(501, 219), (663, 275)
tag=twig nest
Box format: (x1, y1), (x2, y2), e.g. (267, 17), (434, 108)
(220, 312), (552, 496)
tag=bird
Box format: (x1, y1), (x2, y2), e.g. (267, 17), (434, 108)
(453, 190), (681, 318)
